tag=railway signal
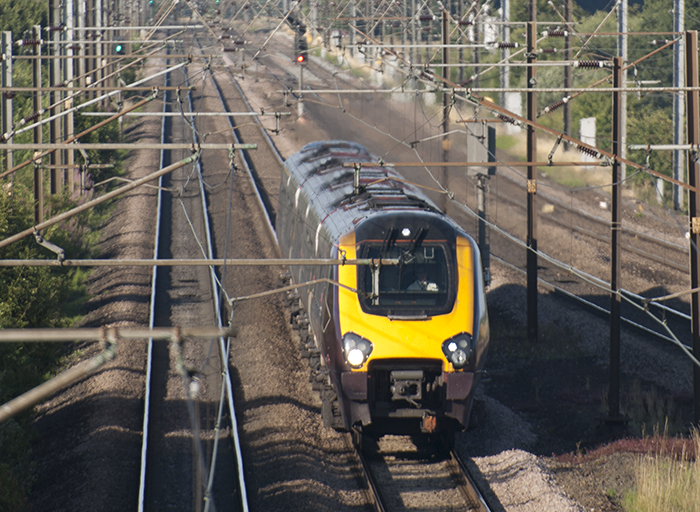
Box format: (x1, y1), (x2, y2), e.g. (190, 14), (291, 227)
(296, 53), (305, 64)
(115, 43), (125, 55)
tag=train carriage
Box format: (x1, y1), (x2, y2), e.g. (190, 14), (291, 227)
(278, 141), (489, 437)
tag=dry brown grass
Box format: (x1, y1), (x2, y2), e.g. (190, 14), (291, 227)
(622, 429), (700, 512)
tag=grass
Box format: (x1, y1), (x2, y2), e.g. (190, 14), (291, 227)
(623, 429), (700, 512)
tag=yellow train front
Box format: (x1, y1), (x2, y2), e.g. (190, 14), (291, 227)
(278, 141), (490, 437)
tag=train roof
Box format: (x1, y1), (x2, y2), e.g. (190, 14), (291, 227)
(284, 141), (452, 240)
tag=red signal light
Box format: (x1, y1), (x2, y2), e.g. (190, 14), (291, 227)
(296, 54), (305, 63)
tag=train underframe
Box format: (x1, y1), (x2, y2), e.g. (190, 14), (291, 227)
(335, 359), (477, 437)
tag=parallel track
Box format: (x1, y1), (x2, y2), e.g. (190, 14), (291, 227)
(136, 34), (248, 512)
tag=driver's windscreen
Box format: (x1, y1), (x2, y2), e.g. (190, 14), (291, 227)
(359, 243), (455, 315)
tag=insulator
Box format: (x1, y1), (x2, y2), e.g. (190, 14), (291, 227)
(543, 99), (566, 114)
(650, 39), (670, 46)
(419, 71), (435, 81)
(2, 91), (15, 100)
(18, 39), (43, 47)
(221, 27), (230, 31)
(543, 30), (567, 37)
(576, 144), (599, 158)
(23, 111), (40, 123)
(458, 20), (473, 26)
(574, 60), (605, 68)
(223, 47), (241, 52)
(234, 40), (246, 45)
(48, 25), (65, 32)
(496, 42), (518, 49)
(219, 34), (232, 39)
(418, 15), (435, 21)
(539, 48), (557, 54)
(498, 114), (517, 125)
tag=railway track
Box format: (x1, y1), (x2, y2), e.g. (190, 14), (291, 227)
(193, 18), (506, 512)
(350, 435), (492, 512)
(136, 35), (248, 512)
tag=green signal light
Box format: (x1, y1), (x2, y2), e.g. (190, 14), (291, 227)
(115, 44), (124, 54)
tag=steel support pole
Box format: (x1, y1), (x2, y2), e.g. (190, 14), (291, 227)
(674, 0), (685, 210)
(32, 25), (43, 225)
(50, 0), (63, 196)
(411, 0), (417, 64)
(609, 56), (623, 422)
(617, 0), (627, 182)
(442, 10), (450, 213)
(1, 32), (13, 174)
(686, 30), (700, 425)
(351, 0), (356, 58)
(500, 0), (509, 105)
(526, 18), (538, 344)
(563, 0), (572, 149)
(65, 0), (75, 190)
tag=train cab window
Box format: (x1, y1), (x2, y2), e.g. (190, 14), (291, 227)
(357, 243), (456, 317)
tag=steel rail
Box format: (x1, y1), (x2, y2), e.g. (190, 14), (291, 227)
(209, 43), (279, 245)
(186, 40), (250, 512)
(138, 56), (172, 512)
(449, 451), (492, 512)
(225, 58), (285, 167)
(353, 445), (388, 512)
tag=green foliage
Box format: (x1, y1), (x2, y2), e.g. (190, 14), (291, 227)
(0, 420), (31, 512)
(73, 105), (126, 186)
(0, 0), (47, 36)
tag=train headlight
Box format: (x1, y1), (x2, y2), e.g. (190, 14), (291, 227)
(442, 333), (473, 369)
(342, 332), (373, 369)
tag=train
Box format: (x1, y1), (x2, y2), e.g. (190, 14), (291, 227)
(277, 140), (490, 441)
